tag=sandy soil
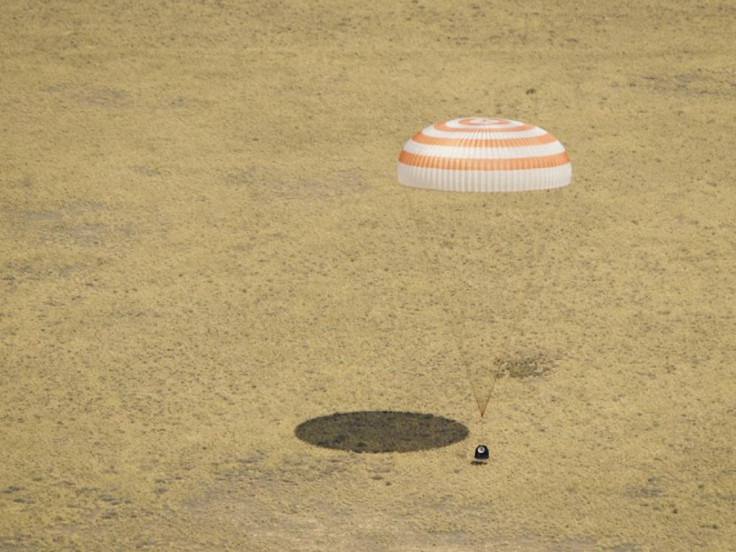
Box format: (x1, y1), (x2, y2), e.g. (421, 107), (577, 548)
(2, 1), (735, 550)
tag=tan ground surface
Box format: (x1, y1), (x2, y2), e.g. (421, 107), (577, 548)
(2, 1), (735, 550)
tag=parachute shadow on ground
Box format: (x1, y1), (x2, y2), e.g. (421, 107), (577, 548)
(294, 411), (469, 453)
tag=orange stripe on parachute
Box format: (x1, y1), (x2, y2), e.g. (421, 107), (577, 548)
(434, 120), (536, 133)
(398, 150), (571, 171)
(456, 117), (510, 126)
(411, 131), (559, 148)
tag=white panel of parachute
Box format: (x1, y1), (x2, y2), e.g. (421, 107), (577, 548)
(397, 117), (571, 192)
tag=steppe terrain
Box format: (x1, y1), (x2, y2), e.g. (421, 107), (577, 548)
(2, 1), (735, 550)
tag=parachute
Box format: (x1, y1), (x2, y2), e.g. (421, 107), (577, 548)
(397, 116), (571, 418)
(398, 117), (571, 192)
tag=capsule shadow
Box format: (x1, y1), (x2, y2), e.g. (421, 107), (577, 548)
(295, 410), (469, 453)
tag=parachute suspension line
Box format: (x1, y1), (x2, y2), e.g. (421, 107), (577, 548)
(398, 187), (504, 419)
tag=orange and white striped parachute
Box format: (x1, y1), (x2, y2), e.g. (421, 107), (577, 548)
(397, 117), (571, 192)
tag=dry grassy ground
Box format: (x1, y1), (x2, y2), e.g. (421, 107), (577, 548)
(2, 1), (735, 550)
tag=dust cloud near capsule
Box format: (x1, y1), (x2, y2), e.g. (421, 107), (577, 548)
(397, 117), (571, 192)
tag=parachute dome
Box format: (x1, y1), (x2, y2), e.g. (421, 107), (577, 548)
(397, 117), (571, 192)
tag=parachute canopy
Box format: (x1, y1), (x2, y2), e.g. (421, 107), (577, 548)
(397, 117), (571, 192)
